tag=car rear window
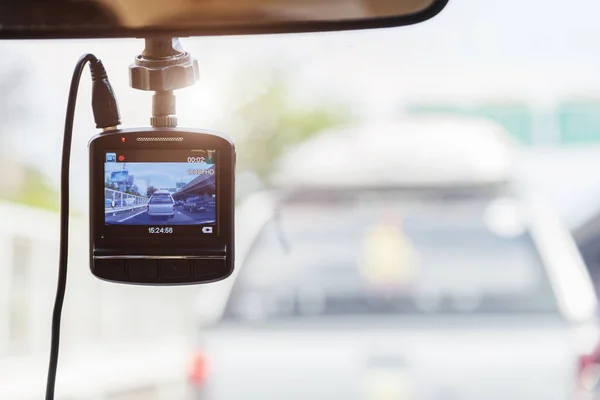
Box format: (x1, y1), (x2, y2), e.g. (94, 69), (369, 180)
(150, 194), (173, 204)
(224, 197), (559, 321)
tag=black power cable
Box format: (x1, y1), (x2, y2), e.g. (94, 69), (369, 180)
(46, 53), (121, 400)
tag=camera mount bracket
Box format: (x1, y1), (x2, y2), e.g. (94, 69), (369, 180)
(129, 37), (200, 127)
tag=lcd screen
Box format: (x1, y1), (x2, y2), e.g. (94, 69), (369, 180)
(103, 149), (218, 236)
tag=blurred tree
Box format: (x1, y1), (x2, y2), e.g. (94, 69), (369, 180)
(232, 71), (353, 181)
(4, 166), (59, 211)
(146, 186), (158, 197)
(0, 61), (61, 211)
(129, 185), (141, 196)
(0, 65), (29, 132)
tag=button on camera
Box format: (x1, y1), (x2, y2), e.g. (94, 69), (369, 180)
(159, 259), (190, 279)
(202, 226), (213, 234)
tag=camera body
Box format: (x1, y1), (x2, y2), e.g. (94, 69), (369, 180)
(89, 127), (235, 285)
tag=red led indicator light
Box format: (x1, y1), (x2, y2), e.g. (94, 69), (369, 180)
(118, 155), (125, 162)
(121, 137), (126, 143)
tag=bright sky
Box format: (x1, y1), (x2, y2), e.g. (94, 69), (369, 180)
(105, 162), (212, 193)
(4, 0), (600, 209)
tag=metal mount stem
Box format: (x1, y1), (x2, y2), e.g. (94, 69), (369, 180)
(129, 37), (200, 127)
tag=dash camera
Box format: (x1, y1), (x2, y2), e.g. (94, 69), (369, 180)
(89, 128), (235, 285)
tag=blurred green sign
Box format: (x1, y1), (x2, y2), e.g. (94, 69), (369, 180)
(407, 100), (600, 146)
(557, 101), (600, 144)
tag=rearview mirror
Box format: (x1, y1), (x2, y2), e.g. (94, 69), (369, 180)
(0, 0), (449, 39)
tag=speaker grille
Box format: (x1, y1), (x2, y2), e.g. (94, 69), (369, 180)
(136, 137), (183, 142)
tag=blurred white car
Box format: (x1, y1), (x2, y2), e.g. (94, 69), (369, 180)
(147, 190), (175, 218)
(271, 116), (520, 189)
(189, 117), (600, 400)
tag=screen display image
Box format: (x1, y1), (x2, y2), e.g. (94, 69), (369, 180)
(104, 150), (217, 232)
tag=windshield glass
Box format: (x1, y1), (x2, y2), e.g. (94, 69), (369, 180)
(5, 1), (600, 399)
(150, 194), (173, 204)
(226, 197), (557, 320)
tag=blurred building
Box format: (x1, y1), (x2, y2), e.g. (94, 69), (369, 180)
(0, 201), (200, 398)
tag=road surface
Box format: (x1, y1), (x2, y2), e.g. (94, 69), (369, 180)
(106, 205), (216, 225)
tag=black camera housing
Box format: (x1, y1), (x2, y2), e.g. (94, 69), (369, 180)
(89, 127), (235, 285)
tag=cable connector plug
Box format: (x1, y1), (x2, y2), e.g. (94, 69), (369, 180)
(89, 59), (121, 130)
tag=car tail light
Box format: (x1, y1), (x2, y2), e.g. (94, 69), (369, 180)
(188, 350), (209, 387)
(578, 341), (600, 391)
